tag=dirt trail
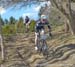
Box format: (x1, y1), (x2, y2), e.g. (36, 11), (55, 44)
(0, 31), (75, 67)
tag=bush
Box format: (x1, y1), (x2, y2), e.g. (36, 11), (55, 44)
(2, 24), (16, 36)
(29, 20), (36, 32)
(16, 21), (25, 33)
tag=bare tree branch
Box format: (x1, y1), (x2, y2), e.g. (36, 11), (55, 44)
(0, 0), (49, 8)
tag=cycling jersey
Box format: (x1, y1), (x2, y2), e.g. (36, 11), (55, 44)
(35, 20), (51, 33)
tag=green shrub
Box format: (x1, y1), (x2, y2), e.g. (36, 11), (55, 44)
(29, 20), (36, 32)
(2, 24), (16, 36)
(16, 21), (25, 33)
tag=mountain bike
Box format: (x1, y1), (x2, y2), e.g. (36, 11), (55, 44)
(36, 29), (49, 59)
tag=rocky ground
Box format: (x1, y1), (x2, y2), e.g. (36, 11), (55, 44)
(0, 24), (75, 67)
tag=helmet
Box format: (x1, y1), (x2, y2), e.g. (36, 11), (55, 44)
(41, 15), (47, 19)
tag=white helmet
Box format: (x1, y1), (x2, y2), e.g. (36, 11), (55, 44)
(41, 15), (47, 19)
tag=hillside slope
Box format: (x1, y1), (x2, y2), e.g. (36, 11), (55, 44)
(0, 22), (75, 67)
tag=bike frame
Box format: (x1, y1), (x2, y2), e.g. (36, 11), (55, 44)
(37, 29), (49, 58)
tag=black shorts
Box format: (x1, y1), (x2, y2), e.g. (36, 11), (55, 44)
(25, 20), (29, 24)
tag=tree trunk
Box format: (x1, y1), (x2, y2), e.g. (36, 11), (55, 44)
(0, 19), (5, 61)
(50, 0), (75, 35)
(65, 20), (69, 33)
(65, 0), (75, 35)
(0, 35), (4, 61)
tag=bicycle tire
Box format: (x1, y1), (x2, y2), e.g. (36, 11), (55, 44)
(41, 40), (49, 58)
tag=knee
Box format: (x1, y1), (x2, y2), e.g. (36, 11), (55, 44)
(35, 32), (38, 40)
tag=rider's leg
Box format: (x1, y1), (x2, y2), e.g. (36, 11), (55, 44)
(35, 32), (38, 50)
(27, 21), (30, 32)
(27, 24), (29, 32)
(25, 23), (28, 32)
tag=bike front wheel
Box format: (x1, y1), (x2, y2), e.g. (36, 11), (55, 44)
(41, 40), (49, 59)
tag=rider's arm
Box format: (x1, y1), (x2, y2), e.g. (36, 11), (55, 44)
(46, 22), (52, 37)
(46, 21), (51, 31)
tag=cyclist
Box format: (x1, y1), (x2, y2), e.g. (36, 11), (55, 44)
(35, 15), (52, 50)
(25, 16), (30, 32)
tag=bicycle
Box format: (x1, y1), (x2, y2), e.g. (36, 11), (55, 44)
(36, 29), (49, 59)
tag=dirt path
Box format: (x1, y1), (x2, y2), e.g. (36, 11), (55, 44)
(0, 32), (75, 67)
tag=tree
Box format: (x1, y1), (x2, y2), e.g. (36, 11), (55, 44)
(9, 16), (16, 24)
(0, 15), (4, 25)
(19, 17), (23, 23)
(50, 0), (75, 35)
(0, 15), (5, 62)
(17, 17), (25, 33)
(0, 0), (47, 8)
(4, 19), (9, 24)
(29, 20), (36, 32)
(39, 6), (45, 16)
